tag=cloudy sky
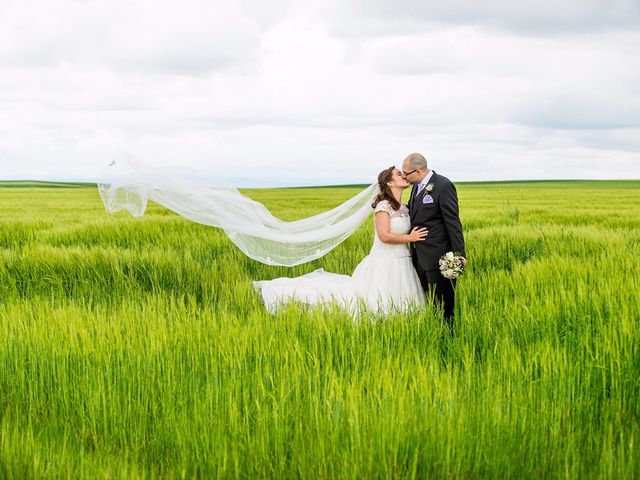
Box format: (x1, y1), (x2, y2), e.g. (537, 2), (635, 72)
(1, 0), (639, 186)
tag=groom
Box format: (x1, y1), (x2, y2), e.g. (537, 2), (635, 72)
(402, 153), (465, 330)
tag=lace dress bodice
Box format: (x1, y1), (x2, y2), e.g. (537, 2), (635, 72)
(371, 200), (411, 258)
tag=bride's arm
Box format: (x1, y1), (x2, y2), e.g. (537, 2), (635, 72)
(375, 212), (428, 244)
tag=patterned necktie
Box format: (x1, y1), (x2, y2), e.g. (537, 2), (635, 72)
(409, 183), (423, 212)
(410, 183), (426, 214)
(409, 184), (417, 210)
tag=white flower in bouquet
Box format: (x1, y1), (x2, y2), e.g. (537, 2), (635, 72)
(439, 251), (466, 280)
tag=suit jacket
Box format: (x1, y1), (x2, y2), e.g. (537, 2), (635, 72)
(409, 171), (465, 271)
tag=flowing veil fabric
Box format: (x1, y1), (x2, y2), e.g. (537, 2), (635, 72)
(97, 154), (379, 266)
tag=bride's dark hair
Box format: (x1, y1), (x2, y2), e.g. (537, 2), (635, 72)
(372, 166), (401, 211)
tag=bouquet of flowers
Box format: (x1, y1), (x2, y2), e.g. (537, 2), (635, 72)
(439, 251), (467, 280)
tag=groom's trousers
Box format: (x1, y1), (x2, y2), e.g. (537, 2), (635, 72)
(417, 268), (456, 325)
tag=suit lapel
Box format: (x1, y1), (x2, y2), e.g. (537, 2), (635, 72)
(410, 171), (437, 222)
(423, 171), (437, 200)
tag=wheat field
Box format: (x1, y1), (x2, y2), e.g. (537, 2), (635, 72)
(0, 180), (638, 479)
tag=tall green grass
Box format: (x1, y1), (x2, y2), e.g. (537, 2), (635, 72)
(0, 180), (638, 478)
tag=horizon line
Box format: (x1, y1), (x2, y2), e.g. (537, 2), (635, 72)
(1, 178), (639, 189)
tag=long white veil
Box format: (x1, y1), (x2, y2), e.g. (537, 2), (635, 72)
(97, 154), (379, 266)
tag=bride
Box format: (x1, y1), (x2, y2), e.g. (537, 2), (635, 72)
(253, 166), (429, 315)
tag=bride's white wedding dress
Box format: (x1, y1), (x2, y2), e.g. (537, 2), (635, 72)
(253, 200), (426, 316)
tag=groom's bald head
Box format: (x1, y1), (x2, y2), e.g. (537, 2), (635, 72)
(402, 153), (429, 184)
(404, 153), (427, 170)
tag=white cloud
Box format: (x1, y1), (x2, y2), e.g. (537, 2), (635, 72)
(0, 0), (638, 185)
(323, 0), (640, 36)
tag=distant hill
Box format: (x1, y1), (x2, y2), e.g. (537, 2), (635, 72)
(1, 179), (638, 189)
(0, 180), (96, 189)
(274, 179), (640, 189)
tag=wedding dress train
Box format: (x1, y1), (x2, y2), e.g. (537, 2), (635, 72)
(253, 200), (426, 315)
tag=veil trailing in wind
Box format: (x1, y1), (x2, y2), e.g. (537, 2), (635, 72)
(97, 154), (379, 266)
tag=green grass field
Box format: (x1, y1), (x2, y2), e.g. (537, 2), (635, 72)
(0, 180), (639, 478)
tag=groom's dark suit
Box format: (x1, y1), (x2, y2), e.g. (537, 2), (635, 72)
(408, 171), (465, 325)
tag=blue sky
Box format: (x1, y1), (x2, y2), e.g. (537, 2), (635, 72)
(0, 0), (639, 186)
